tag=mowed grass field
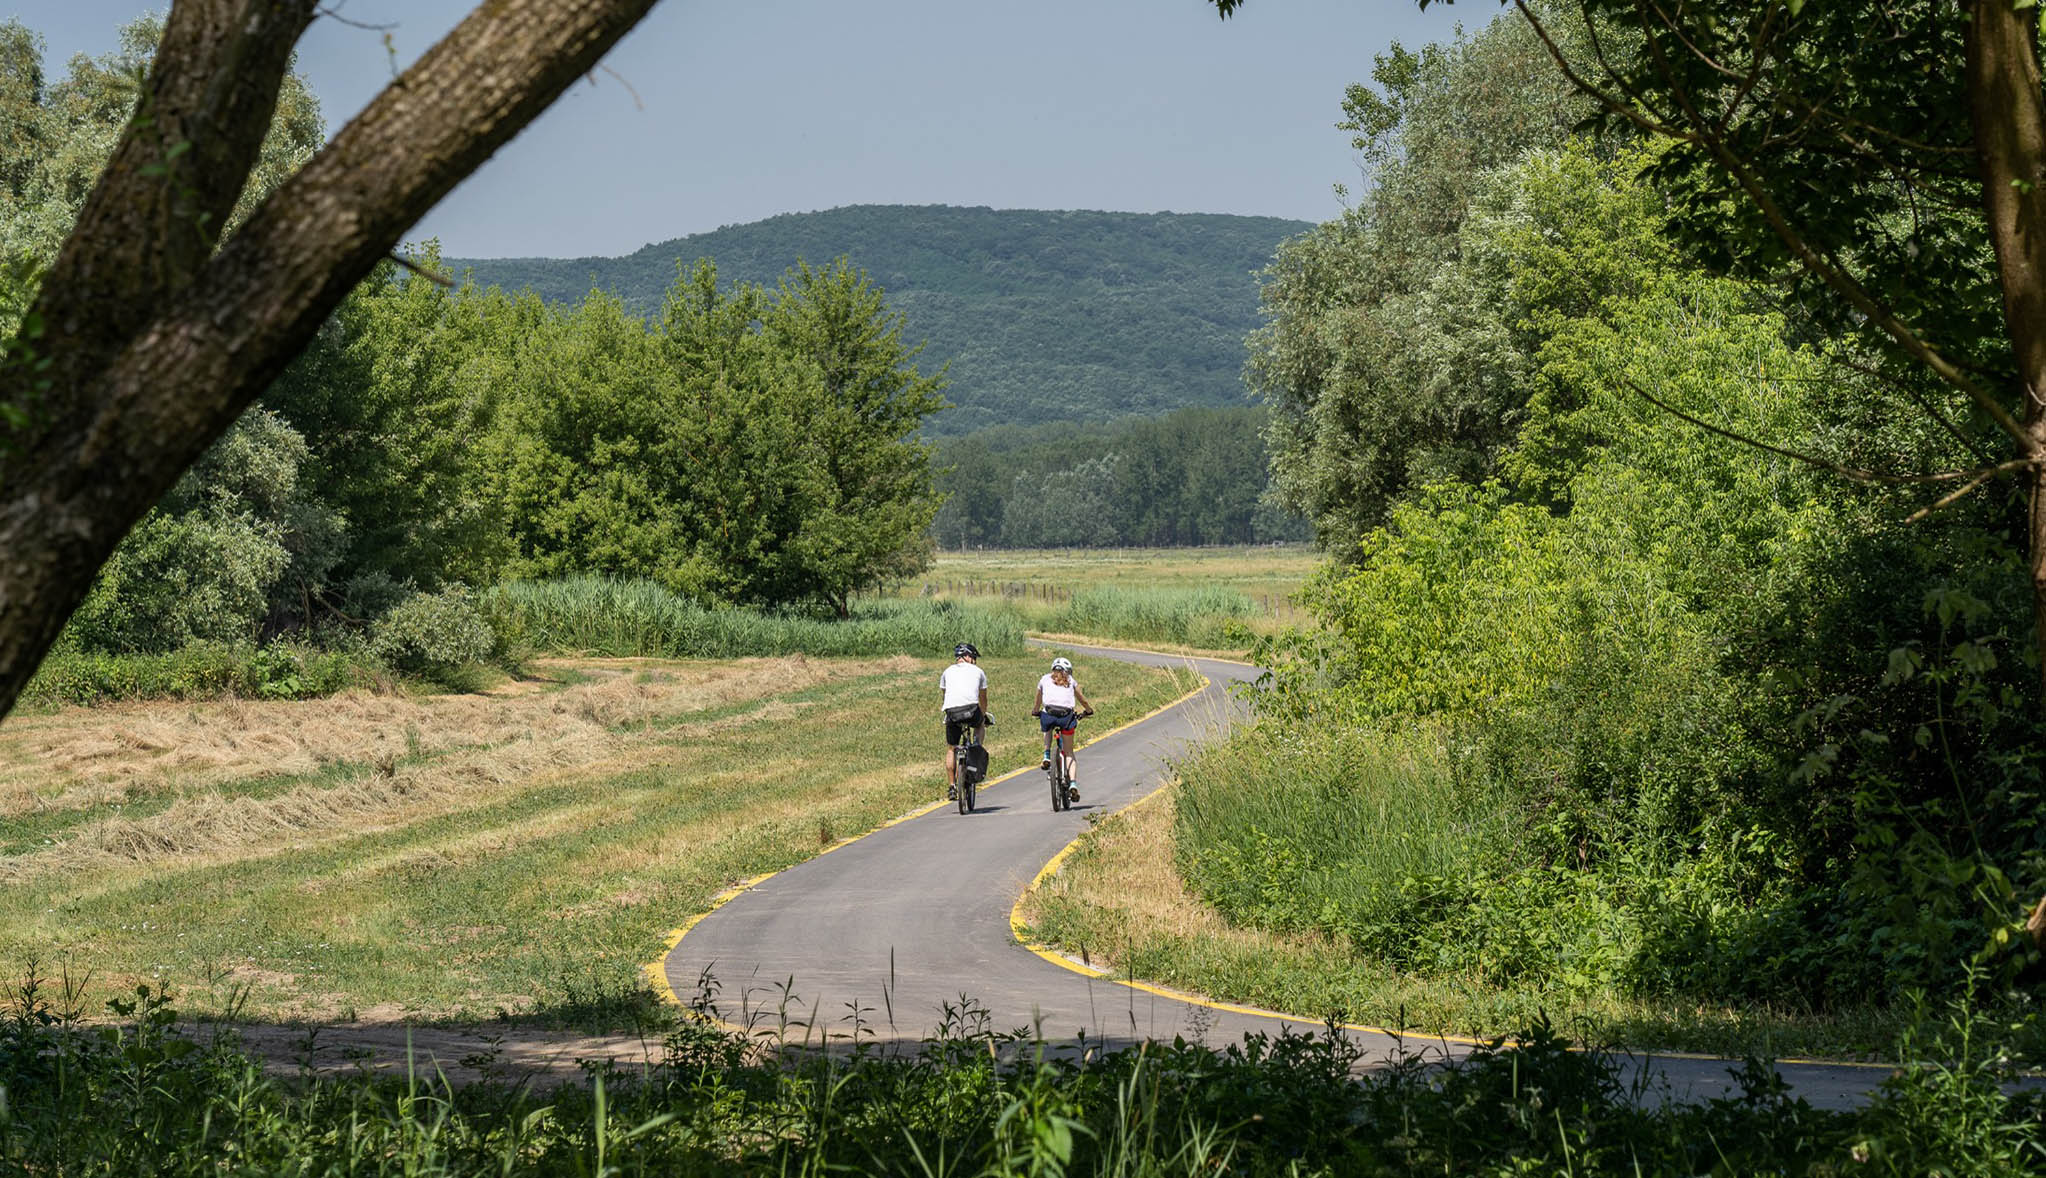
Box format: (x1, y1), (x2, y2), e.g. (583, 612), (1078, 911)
(0, 651), (1197, 1026)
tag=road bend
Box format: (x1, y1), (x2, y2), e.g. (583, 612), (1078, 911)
(662, 642), (1902, 1109)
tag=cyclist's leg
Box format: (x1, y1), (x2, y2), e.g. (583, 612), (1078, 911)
(943, 714), (962, 794)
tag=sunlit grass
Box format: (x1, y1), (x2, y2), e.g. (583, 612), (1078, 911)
(0, 653), (1199, 1026)
(1018, 787), (1910, 1060)
(878, 545), (1322, 651)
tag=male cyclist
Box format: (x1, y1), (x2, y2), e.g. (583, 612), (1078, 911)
(939, 642), (990, 801)
(1031, 656), (1093, 804)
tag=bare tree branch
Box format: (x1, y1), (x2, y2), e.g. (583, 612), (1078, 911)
(388, 251), (455, 287)
(1906, 465), (2009, 523)
(1615, 372), (2032, 487)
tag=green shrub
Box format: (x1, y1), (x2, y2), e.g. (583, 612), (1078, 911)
(371, 587), (494, 679)
(21, 641), (366, 706)
(480, 576), (1024, 659)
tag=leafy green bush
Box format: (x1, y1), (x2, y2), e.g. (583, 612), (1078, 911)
(371, 587), (494, 680)
(480, 576), (1024, 659)
(62, 410), (330, 654)
(21, 641), (366, 706)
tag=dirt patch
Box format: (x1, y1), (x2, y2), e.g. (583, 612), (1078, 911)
(198, 1019), (669, 1085)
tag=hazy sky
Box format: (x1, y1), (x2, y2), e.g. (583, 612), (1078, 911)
(23, 1), (1477, 259)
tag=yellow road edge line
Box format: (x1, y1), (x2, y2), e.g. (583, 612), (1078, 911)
(642, 662), (1218, 1013)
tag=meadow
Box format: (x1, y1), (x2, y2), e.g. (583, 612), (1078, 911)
(0, 650), (1196, 1025)
(885, 545), (1318, 650)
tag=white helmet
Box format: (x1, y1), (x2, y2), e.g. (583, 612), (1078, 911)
(1050, 657), (1073, 673)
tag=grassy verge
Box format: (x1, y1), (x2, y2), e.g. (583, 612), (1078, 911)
(7, 978), (2039, 1175)
(1017, 789), (1921, 1061)
(0, 652), (1196, 1027)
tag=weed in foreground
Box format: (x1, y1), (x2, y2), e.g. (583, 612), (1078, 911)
(6, 967), (2042, 1175)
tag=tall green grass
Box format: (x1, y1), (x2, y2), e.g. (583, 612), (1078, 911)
(1174, 723), (1511, 957)
(1040, 585), (1258, 647)
(482, 576), (1024, 659)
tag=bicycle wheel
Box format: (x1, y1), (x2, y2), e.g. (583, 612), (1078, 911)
(959, 771), (975, 814)
(1050, 744), (1069, 811)
(957, 742), (975, 813)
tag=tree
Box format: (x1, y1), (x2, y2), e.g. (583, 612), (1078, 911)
(1219, 0), (2046, 702)
(1213, 0), (2046, 935)
(761, 259), (946, 613)
(1243, 13), (1584, 554)
(493, 261), (944, 611)
(262, 249), (514, 602)
(0, 0), (667, 720)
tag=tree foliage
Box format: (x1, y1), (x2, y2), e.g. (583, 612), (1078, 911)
(1196, 4), (2046, 1006)
(495, 260), (944, 614)
(1246, 12), (1585, 555)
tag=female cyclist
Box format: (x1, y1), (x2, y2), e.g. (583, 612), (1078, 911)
(1031, 656), (1093, 802)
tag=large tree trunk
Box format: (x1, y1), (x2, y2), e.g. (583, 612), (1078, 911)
(0, 0), (662, 718)
(1963, 0), (2046, 706)
(1964, 0), (2046, 944)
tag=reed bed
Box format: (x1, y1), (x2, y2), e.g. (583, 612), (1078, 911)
(483, 577), (1025, 659)
(1040, 585), (1259, 647)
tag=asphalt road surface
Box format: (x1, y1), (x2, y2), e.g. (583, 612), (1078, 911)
(660, 642), (1902, 1109)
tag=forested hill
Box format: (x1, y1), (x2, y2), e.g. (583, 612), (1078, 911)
(450, 205), (1309, 435)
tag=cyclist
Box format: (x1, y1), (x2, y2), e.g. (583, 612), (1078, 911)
(940, 642), (989, 801)
(1031, 656), (1093, 803)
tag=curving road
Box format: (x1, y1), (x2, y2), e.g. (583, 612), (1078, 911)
(659, 642), (1898, 1109)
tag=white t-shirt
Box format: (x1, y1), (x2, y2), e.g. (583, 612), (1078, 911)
(1037, 673), (1078, 712)
(940, 662), (987, 710)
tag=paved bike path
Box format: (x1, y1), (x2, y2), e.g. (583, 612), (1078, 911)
(659, 643), (1899, 1109)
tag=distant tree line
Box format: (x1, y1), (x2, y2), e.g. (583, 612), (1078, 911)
(929, 407), (1308, 549)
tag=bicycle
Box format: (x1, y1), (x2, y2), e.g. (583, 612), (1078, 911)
(951, 713), (991, 814)
(1035, 707), (1091, 811)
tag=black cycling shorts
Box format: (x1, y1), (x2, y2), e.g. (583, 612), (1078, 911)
(944, 704), (984, 745)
